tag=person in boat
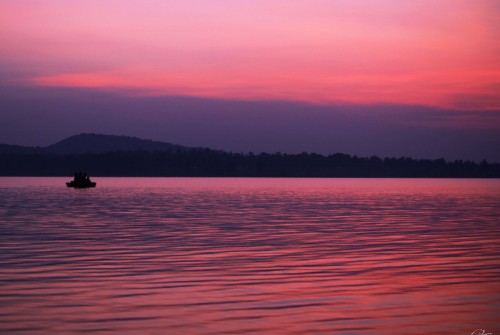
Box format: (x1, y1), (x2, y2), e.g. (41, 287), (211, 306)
(68, 171), (95, 188)
(74, 172), (82, 183)
(73, 172), (92, 184)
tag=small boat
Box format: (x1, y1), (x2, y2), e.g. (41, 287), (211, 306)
(67, 172), (96, 188)
(66, 180), (96, 188)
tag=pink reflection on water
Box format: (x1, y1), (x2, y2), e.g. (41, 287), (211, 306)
(0, 178), (499, 334)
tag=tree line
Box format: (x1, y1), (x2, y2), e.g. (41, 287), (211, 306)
(0, 149), (499, 177)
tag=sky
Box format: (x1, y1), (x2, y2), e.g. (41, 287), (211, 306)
(1, 0), (499, 161)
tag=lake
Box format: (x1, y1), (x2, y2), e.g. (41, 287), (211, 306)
(0, 177), (499, 334)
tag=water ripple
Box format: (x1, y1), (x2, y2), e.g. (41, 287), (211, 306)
(1, 177), (499, 334)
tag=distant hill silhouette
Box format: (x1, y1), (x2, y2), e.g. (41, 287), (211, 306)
(0, 133), (499, 177)
(45, 133), (189, 155)
(0, 143), (44, 155)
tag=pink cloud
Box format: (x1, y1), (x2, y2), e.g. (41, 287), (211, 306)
(1, 0), (499, 110)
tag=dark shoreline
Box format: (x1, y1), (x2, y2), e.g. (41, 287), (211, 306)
(1, 150), (499, 178)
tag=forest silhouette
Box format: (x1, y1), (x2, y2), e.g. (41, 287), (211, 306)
(1, 149), (498, 177)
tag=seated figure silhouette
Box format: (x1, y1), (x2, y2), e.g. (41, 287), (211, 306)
(67, 171), (96, 188)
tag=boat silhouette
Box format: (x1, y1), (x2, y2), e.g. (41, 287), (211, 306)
(66, 172), (96, 188)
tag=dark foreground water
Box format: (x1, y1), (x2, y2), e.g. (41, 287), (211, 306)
(0, 177), (499, 335)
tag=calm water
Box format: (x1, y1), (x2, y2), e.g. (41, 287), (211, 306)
(0, 177), (499, 335)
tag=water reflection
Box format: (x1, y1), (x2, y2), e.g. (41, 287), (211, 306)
(0, 178), (499, 334)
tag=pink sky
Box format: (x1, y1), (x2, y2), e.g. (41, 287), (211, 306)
(1, 0), (499, 109)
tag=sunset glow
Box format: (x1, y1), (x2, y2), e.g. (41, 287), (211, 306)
(1, 0), (499, 109)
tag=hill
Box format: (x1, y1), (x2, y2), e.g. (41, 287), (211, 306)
(45, 133), (189, 155)
(0, 143), (44, 155)
(0, 133), (499, 177)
